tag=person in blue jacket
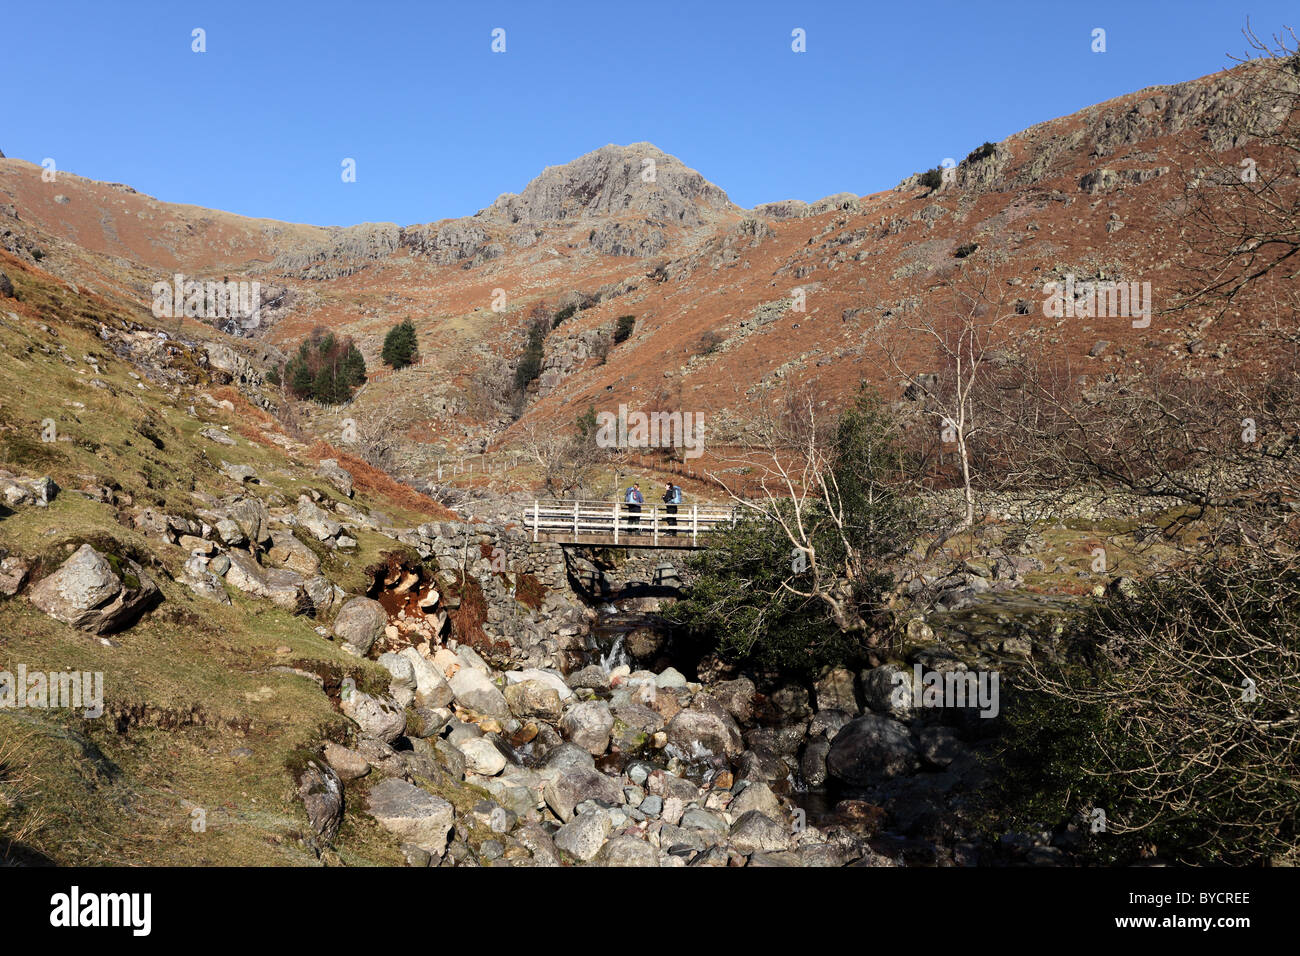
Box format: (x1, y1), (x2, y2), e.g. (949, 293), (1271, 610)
(625, 483), (643, 528)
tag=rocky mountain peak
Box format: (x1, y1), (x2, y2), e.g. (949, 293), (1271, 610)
(478, 143), (738, 226)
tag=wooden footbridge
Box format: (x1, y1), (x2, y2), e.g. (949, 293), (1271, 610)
(524, 499), (739, 548)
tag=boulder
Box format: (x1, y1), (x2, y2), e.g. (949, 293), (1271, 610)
(267, 530), (320, 575)
(448, 667), (509, 718)
(815, 667), (860, 715)
(333, 597), (387, 655)
(592, 835), (659, 867)
(729, 809), (791, 854)
(559, 700), (614, 755)
(223, 550), (269, 597)
(459, 737), (508, 776)
(543, 767), (622, 822)
(28, 544), (158, 633)
(0, 554), (31, 596)
(505, 679), (564, 721)
(365, 779), (455, 857)
(553, 809), (612, 862)
(340, 686), (407, 744)
(316, 459), (354, 498)
(860, 664), (914, 717)
(827, 714), (920, 784)
(296, 496), (343, 541)
(398, 647), (455, 708)
(180, 554), (231, 605)
(729, 781), (781, 817)
(664, 698), (743, 757)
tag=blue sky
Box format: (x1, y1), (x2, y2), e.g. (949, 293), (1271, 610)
(5, 0), (1292, 226)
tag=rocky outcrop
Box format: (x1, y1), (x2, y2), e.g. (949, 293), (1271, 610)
(28, 544), (159, 634)
(479, 143), (738, 226)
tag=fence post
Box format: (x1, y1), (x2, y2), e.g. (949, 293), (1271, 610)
(573, 500), (580, 541)
(533, 500), (539, 543)
(653, 506), (659, 546)
(613, 499), (620, 545)
(692, 505), (699, 547)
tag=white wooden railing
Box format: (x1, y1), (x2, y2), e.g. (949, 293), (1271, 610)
(524, 499), (738, 547)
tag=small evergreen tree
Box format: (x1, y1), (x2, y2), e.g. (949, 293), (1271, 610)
(614, 314), (635, 343)
(382, 318), (419, 369)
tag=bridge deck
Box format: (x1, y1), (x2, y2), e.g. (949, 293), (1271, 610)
(524, 499), (737, 548)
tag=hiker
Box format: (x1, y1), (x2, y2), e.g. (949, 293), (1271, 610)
(663, 482), (682, 534)
(625, 482), (643, 528)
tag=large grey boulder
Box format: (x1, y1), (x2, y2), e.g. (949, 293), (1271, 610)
(224, 495), (270, 546)
(28, 544), (158, 633)
(815, 667), (860, 715)
(267, 530), (320, 575)
(559, 700), (614, 755)
(543, 767), (623, 822)
(296, 496), (343, 541)
(340, 685), (406, 744)
(505, 679), (564, 721)
(365, 779), (455, 857)
(180, 554), (230, 605)
(333, 597), (387, 655)
(553, 809), (612, 862)
(729, 810), (791, 855)
(458, 737), (507, 776)
(592, 834), (659, 867)
(398, 647), (454, 708)
(448, 667), (508, 718)
(664, 698), (744, 757)
(223, 550), (269, 597)
(316, 459), (354, 498)
(827, 714), (920, 784)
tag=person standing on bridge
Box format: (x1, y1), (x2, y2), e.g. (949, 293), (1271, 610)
(625, 483), (643, 528)
(663, 482), (682, 535)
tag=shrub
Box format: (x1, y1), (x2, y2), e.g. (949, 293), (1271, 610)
(918, 168), (944, 190)
(985, 552), (1300, 865)
(965, 141), (997, 164)
(512, 316), (549, 407)
(381, 318), (419, 369)
(954, 242), (978, 258)
(551, 304), (577, 329)
(614, 314), (636, 344)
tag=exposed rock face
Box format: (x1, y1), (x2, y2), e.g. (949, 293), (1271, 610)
(479, 143), (737, 226)
(400, 221), (492, 264)
(28, 544), (158, 633)
(268, 222), (401, 280)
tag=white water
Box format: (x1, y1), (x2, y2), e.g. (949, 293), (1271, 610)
(600, 634), (630, 673)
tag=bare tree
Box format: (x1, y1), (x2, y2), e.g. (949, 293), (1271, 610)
(879, 259), (1017, 532)
(708, 381), (913, 634)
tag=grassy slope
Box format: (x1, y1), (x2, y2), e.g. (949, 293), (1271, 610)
(0, 253), (449, 865)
